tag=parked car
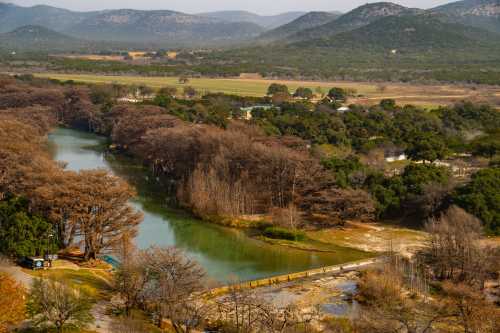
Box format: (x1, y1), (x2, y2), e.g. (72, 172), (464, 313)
(21, 257), (51, 270)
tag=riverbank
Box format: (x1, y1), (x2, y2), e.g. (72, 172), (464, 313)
(202, 210), (426, 257)
(307, 221), (428, 257)
(48, 128), (375, 282)
(52, 124), (425, 262)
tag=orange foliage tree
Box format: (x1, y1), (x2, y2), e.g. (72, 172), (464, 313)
(0, 272), (26, 333)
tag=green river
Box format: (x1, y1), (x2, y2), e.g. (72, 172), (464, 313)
(48, 128), (370, 282)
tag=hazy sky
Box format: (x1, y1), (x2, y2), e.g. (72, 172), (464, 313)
(10, 0), (453, 15)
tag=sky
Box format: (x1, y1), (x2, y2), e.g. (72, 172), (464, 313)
(9, 0), (454, 15)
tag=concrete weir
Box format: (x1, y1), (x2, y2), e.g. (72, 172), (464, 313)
(207, 256), (385, 296)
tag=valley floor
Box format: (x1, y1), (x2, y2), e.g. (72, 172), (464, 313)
(33, 73), (500, 108)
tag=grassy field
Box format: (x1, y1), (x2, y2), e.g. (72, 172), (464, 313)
(26, 267), (112, 301)
(35, 73), (500, 108)
(36, 73), (352, 97)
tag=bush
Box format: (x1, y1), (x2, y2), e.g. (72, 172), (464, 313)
(262, 227), (305, 241)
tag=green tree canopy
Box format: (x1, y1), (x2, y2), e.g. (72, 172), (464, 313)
(328, 87), (347, 102)
(294, 87), (313, 99)
(405, 133), (449, 162)
(0, 196), (58, 258)
(469, 132), (500, 158)
(453, 167), (500, 235)
(322, 156), (365, 188)
(379, 99), (397, 111)
(402, 164), (451, 195)
(267, 83), (289, 96)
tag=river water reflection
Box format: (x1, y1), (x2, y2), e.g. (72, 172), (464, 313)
(48, 128), (371, 282)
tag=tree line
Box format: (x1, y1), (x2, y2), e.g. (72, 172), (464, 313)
(0, 75), (143, 260)
(2, 74), (498, 236)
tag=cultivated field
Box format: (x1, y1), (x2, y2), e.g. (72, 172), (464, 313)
(56, 54), (126, 61)
(35, 73), (500, 108)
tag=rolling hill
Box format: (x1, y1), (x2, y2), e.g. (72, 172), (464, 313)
(65, 9), (264, 43)
(197, 11), (306, 29)
(0, 3), (93, 33)
(0, 25), (92, 51)
(0, 3), (264, 45)
(257, 11), (341, 42)
(293, 14), (500, 51)
(431, 0), (500, 33)
(290, 2), (423, 42)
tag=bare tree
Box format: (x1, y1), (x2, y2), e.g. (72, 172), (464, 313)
(213, 284), (319, 333)
(138, 246), (207, 333)
(113, 248), (147, 316)
(356, 263), (450, 333)
(423, 206), (489, 286)
(76, 170), (143, 260)
(441, 282), (500, 333)
(271, 203), (302, 230)
(214, 285), (260, 332)
(300, 186), (376, 226)
(27, 278), (94, 333)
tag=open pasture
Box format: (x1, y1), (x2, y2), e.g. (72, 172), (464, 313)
(35, 73), (500, 107)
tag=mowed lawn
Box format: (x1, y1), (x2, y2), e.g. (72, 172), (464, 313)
(34, 73), (377, 97)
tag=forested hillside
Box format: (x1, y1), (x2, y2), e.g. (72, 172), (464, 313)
(432, 0), (500, 33)
(295, 14), (500, 50)
(258, 12), (340, 42)
(290, 2), (423, 41)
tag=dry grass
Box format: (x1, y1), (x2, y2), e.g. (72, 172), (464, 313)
(307, 221), (428, 257)
(34, 73), (500, 107)
(25, 267), (112, 301)
(58, 54), (125, 61)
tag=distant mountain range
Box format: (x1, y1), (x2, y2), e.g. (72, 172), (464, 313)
(0, 2), (265, 45)
(197, 11), (307, 29)
(0, 0), (499, 50)
(252, 0), (500, 51)
(64, 9), (264, 44)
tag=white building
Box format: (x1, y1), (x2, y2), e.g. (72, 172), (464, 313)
(239, 105), (277, 120)
(336, 106), (350, 113)
(384, 147), (407, 162)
